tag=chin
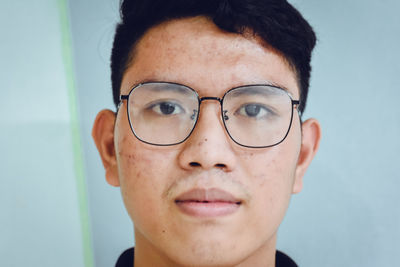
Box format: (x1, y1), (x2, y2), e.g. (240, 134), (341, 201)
(159, 232), (267, 267)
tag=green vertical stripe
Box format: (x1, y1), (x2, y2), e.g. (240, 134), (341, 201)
(57, 1), (95, 266)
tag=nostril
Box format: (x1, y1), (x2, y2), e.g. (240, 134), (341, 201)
(189, 162), (201, 167)
(215, 163), (226, 168)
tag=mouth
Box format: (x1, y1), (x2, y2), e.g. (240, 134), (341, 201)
(174, 188), (242, 217)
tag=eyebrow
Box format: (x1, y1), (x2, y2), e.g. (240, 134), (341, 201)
(137, 82), (193, 94)
(263, 80), (288, 90)
(128, 80), (290, 97)
(228, 84), (288, 97)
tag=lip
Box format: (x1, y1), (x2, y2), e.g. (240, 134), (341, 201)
(175, 188), (242, 217)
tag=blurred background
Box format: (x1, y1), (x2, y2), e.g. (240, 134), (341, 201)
(1, 0), (399, 266)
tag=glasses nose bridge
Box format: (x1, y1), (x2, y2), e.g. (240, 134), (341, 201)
(198, 96), (224, 119)
(199, 96), (223, 105)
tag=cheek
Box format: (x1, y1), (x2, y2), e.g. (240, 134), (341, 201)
(237, 152), (296, 240)
(242, 120), (301, 187)
(115, 117), (169, 190)
(240, 146), (297, 188)
(238, 138), (300, 221)
(115, 131), (178, 228)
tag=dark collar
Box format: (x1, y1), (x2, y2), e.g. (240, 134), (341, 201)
(116, 247), (298, 267)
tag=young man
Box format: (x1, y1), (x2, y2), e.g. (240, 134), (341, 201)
(92, 0), (321, 266)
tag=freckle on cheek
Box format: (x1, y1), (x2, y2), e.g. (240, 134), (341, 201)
(126, 154), (136, 165)
(119, 152), (137, 166)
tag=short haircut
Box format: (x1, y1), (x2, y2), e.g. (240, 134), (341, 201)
(111, 0), (316, 114)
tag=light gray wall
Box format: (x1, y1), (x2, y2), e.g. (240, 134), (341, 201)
(0, 1), (87, 266)
(68, 0), (400, 266)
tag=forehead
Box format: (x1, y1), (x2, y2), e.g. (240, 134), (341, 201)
(121, 17), (299, 98)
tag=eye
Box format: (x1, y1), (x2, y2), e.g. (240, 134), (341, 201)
(235, 103), (272, 119)
(148, 101), (184, 116)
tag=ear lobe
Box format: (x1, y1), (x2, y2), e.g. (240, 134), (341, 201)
(92, 109), (120, 187)
(292, 118), (321, 194)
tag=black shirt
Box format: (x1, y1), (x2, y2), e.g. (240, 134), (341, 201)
(116, 247), (298, 267)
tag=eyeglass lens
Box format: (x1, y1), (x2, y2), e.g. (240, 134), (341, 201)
(126, 82), (295, 147)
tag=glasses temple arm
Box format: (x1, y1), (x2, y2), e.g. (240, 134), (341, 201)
(292, 100), (302, 117)
(117, 95), (129, 110)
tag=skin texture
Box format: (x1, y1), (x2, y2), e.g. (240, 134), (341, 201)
(93, 17), (321, 267)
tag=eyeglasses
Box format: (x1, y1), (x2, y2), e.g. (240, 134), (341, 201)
(119, 82), (300, 148)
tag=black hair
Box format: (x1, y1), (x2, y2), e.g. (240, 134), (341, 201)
(111, 0), (316, 114)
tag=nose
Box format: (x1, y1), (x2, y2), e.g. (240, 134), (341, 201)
(177, 101), (237, 172)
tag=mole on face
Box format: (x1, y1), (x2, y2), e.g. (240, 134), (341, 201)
(119, 152), (136, 166)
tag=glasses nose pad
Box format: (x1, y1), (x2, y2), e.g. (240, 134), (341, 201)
(223, 110), (229, 121)
(190, 109), (198, 120)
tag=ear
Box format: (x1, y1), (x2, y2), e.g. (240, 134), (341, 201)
(292, 118), (321, 194)
(92, 109), (120, 187)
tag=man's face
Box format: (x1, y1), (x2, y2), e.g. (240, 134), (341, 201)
(94, 16), (320, 266)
